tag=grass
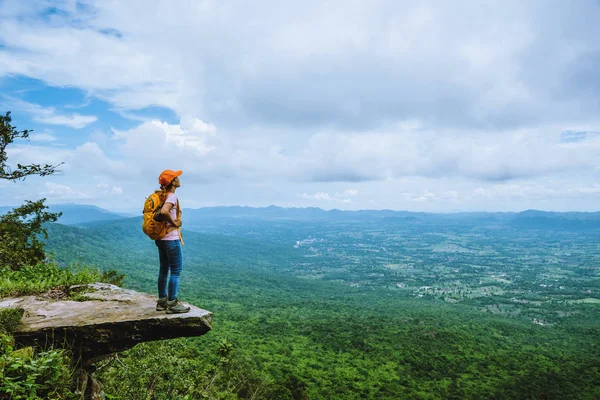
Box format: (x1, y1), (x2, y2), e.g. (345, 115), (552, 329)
(0, 262), (122, 298)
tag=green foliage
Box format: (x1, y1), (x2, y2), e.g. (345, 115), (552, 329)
(0, 111), (62, 181)
(0, 308), (24, 335)
(0, 261), (120, 298)
(43, 216), (600, 399)
(98, 340), (236, 399)
(0, 199), (62, 271)
(99, 338), (307, 400)
(0, 111), (63, 271)
(100, 269), (125, 287)
(0, 334), (75, 400)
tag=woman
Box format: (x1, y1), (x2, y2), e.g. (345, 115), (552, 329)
(155, 169), (190, 314)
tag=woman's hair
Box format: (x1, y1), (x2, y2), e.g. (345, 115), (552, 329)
(160, 182), (174, 192)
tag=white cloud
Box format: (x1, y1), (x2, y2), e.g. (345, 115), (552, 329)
(1, 1), (600, 211)
(69, 142), (129, 177)
(40, 182), (92, 200)
(335, 189), (359, 198)
(180, 115), (217, 136)
(19, 114), (598, 202)
(413, 191), (436, 203)
(0, 1), (598, 131)
(443, 190), (459, 200)
(96, 183), (123, 195)
(300, 192), (333, 201)
(36, 180), (125, 202)
(6, 144), (70, 168)
(471, 182), (600, 201)
(6, 112), (600, 211)
(299, 189), (357, 203)
(2, 98), (97, 128)
(37, 113), (97, 129)
(28, 133), (56, 142)
(111, 118), (221, 182)
(295, 126), (600, 183)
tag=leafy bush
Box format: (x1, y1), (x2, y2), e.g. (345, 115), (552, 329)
(0, 334), (75, 399)
(0, 308), (24, 335)
(99, 338), (286, 400)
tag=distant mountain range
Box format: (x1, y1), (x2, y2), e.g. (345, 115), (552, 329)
(2, 203), (600, 230)
(171, 206), (600, 232)
(0, 204), (135, 225)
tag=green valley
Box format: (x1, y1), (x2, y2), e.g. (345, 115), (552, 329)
(38, 210), (600, 399)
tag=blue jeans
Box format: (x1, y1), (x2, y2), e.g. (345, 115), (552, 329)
(155, 239), (183, 301)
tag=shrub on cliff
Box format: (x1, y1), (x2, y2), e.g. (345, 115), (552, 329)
(0, 330), (75, 399)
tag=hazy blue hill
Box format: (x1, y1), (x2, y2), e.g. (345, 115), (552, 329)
(50, 204), (135, 225)
(510, 209), (600, 231)
(0, 203), (133, 225)
(183, 206), (600, 227)
(7, 202), (599, 227)
(8, 203), (600, 242)
(183, 205), (421, 222)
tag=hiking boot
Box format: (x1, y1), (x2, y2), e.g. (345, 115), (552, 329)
(156, 297), (168, 311)
(166, 298), (191, 314)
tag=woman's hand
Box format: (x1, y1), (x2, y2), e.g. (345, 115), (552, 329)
(174, 219), (183, 228)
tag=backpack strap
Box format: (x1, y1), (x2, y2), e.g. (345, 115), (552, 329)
(177, 200), (184, 245)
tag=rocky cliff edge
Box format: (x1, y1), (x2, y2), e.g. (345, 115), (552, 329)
(0, 283), (212, 362)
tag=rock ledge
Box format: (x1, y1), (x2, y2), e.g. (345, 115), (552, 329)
(0, 283), (212, 361)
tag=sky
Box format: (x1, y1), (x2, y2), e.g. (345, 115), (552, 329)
(1, 0), (600, 213)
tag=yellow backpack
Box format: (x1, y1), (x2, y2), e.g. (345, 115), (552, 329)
(142, 190), (182, 242)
